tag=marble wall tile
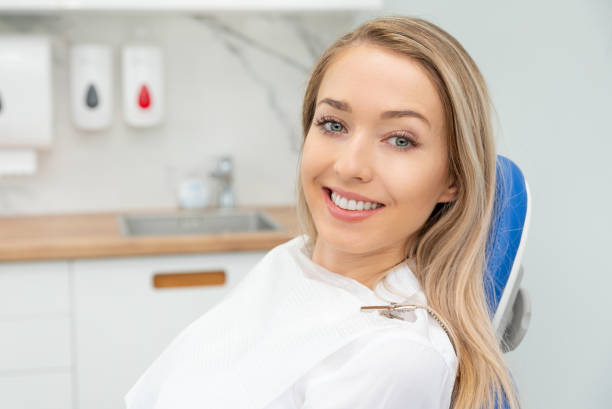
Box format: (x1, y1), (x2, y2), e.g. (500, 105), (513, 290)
(0, 12), (357, 215)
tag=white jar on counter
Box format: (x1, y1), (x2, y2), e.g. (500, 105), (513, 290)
(177, 177), (210, 209)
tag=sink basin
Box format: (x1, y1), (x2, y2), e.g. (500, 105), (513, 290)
(117, 210), (284, 237)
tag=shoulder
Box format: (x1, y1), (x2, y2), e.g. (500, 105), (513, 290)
(350, 326), (455, 379)
(374, 264), (457, 371)
(371, 304), (458, 375)
(296, 327), (456, 409)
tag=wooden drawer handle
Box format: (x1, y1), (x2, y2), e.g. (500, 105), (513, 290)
(153, 270), (226, 289)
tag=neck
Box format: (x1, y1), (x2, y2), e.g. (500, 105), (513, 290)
(311, 237), (408, 291)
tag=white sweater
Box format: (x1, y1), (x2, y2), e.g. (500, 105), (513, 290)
(125, 235), (457, 409)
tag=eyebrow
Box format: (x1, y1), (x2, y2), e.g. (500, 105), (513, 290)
(316, 98), (430, 127)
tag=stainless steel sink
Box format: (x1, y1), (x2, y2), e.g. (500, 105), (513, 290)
(117, 210), (284, 237)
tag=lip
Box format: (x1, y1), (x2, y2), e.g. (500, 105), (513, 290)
(322, 187), (385, 222)
(325, 186), (383, 205)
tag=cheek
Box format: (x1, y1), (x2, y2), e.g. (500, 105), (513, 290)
(382, 159), (447, 216)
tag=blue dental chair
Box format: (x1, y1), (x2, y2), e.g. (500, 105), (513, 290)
(485, 155), (531, 352)
(485, 155), (532, 408)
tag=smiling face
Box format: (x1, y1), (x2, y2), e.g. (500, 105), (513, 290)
(300, 43), (457, 262)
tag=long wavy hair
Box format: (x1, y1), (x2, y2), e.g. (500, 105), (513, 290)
(295, 16), (521, 409)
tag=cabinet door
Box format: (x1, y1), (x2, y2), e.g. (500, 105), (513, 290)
(0, 372), (72, 409)
(73, 250), (266, 409)
(0, 260), (72, 409)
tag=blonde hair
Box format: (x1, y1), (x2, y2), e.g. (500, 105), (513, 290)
(295, 16), (521, 409)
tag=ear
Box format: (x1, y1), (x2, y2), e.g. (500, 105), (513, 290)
(437, 179), (458, 204)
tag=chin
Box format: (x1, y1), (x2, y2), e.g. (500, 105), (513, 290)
(315, 224), (381, 255)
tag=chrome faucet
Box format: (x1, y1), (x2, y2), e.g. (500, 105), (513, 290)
(209, 156), (234, 208)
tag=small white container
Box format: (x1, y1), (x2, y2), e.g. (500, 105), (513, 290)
(70, 44), (113, 131)
(177, 177), (210, 209)
(121, 44), (164, 127)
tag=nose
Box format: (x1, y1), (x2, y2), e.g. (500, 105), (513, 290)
(332, 131), (374, 183)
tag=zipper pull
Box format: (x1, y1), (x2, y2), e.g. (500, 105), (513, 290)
(361, 302), (419, 319)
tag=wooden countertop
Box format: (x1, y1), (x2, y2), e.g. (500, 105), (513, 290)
(0, 206), (300, 262)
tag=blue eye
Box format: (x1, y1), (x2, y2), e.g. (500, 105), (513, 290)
(314, 116), (346, 135)
(325, 121), (344, 133)
(314, 116), (417, 150)
(387, 136), (413, 148)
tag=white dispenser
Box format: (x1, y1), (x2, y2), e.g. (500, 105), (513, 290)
(0, 36), (52, 148)
(70, 44), (113, 131)
(121, 45), (164, 127)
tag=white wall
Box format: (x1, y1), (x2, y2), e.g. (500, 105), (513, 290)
(357, 1), (612, 408)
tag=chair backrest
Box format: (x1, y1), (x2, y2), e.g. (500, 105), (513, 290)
(484, 155), (531, 336)
(484, 155), (531, 409)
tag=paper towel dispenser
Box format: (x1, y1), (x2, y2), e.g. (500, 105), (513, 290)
(0, 36), (53, 148)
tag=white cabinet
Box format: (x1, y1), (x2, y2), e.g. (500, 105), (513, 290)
(0, 260), (73, 409)
(0, 372), (73, 409)
(0, 249), (266, 409)
(72, 250), (266, 409)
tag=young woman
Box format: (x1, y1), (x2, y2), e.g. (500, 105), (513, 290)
(125, 16), (521, 409)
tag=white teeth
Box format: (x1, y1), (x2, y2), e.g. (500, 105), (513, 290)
(330, 190), (382, 211)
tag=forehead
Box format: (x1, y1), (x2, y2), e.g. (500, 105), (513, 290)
(317, 44), (443, 123)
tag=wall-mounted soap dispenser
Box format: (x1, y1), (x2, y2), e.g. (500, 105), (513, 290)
(70, 44), (113, 131)
(121, 45), (163, 127)
(0, 36), (52, 148)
